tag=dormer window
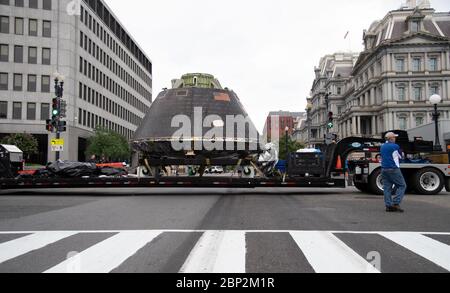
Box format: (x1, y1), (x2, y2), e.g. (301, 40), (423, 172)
(407, 8), (425, 34)
(411, 20), (420, 32)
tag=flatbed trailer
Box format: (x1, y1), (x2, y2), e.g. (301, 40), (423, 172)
(1, 133), (449, 195)
(0, 176), (346, 190)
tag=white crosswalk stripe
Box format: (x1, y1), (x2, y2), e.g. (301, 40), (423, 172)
(379, 232), (450, 272)
(45, 231), (162, 273)
(290, 231), (380, 273)
(180, 231), (246, 273)
(0, 230), (448, 273)
(0, 232), (77, 264)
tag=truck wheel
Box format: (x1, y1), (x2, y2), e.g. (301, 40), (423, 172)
(368, 169), (384, 195)
(412, 168), (444, 195)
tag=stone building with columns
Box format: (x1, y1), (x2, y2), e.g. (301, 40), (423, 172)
(303, 2), (450, 145)
(303, 52), (358, 145)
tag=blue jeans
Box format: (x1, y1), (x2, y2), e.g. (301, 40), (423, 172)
(382, 169), (407, 207)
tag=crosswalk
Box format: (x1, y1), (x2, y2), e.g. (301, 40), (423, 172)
(0, 230), (449, 273)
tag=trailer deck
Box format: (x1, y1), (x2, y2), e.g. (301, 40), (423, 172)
(0, 176), (346, 190)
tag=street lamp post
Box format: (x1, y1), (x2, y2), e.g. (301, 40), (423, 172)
(430, 94), (442, 152)
(53, 72), (65, 161)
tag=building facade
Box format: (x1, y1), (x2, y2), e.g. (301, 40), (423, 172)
(301, 52), (358, 146)
(302, 2), (450, 146)
(263, 111), (306, 143)
(0, 0), (152, 164)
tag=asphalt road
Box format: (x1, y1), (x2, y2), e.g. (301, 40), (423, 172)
(0, 187), (449, 273)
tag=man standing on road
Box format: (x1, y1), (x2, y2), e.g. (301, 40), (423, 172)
(381, 132), (406, 213)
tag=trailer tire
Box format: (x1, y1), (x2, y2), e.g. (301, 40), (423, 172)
(412, 168), (444, 195)
(368, 168), (384, 195)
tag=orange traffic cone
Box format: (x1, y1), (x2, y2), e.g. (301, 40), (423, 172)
(336, 155), (343, 170)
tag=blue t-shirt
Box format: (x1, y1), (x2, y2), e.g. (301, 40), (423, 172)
(381, 142), (402, 169)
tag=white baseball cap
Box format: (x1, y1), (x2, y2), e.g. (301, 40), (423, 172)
(385, 132), (399, 139)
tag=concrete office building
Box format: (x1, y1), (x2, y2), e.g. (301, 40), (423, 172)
(0, 0), (152, 164)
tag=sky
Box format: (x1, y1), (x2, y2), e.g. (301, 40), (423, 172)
(105, 0), (449, 132)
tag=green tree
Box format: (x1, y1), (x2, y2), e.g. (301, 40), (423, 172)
(278, 135), (305, 160)
(86, 128), (131, 162)
(1, 133), (38, 160)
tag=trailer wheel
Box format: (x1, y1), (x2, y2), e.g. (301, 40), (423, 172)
(368, 168), (384, 195)
(412, 168), (444, 195)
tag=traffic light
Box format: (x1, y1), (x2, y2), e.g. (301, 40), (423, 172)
(58, 121), (67, 132)
(46, 119), (53, 132)
(52, 98), (60, 117)
(60, 100), (67, 118)
(327, 112), (334, 129)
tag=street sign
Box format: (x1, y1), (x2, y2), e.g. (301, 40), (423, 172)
(51, 145), (64, 152)
(51, 138), (65, 146)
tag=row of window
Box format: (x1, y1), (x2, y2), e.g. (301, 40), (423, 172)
(78, 107), (134, 140)
(0, 100), (50, 121)
(79, 82), (143, 127)
(80, 31), (151, 102)
(0, 0), (52, 10)
(0, 73), (50, 92)
(396, 83), (440, 102)
(0, 44), (51, 64)
(0, 16), (51, 37)
(80, 1), (152, 77)
(395, 56), (440, 72)
(79, 56), (149, 114)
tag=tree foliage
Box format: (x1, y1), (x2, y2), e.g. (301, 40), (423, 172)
(86, 128), (131, 162)
(1, 133), (38, 159)
(278, 135), (305, 160)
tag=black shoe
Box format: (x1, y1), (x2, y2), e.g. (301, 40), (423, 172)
(394, 205), (405, 213)
(386, 206), (397, 212)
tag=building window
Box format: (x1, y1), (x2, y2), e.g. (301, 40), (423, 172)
(0, 44), (8, 61)
(429, 57), (438, 71)
(13, 73), (22, 91)
(397, 87), (406, 101)
(42, 48), (50, 65)
(415, 117), (424, 127)
(0, 101), (6, 119)
(29, 0), (37, 8)
(43, 0), (51, 10)
(337, 87), (342, 95)
(430, 85), (440, 96)
(396, 59), (405, 72)
(412, 58), (421, 72)
(14, 17), (23, 35)
(41, 75), (50, 92)
(0, 72), (8, 90)
(42, 20), (51, 37)
(14, 45), (23, 63)
(29, 19), (37, 36)
(27, 74), (36, 92)
(12, 102), (21, 120)
(411, 21), (420, 33)
(15, 0), (24, 7)
(41, 103), (50, 120)
(413, 87), (422, 101)
(0, 16), (9, 34)
(398, 117), (407, 130)
(28, 47), (37, 64)
(27, 103), (36, 120)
